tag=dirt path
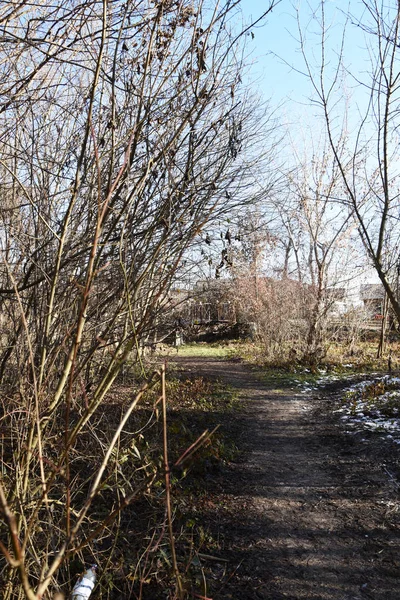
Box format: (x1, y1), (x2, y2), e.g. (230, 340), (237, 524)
(172, 356), (400, 600)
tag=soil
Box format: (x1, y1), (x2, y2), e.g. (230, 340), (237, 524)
(171, 355), (400, 600)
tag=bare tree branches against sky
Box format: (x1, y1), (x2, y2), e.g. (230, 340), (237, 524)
(241, 1), (379, 127)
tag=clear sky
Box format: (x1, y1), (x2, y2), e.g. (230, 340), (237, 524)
(238, 1), (371, 128)
(238, 0), (383, 286)
(240, 1), (309, 107)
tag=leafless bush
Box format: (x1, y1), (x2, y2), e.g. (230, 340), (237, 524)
(0, 1), (279, 597)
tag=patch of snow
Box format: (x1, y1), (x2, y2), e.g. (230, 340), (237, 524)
(339, 375), (400, 444)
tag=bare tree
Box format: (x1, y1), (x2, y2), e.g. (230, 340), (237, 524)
(297, 0), (400, 325)
(276, 137), (357, 361)
(227, 136), (357, 363)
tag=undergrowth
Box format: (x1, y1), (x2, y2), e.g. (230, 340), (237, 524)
(222, 339), (398, 380)
(343, 377), (400, 419)
(157, 336), (400, 392)
(77, 373), (239, 599)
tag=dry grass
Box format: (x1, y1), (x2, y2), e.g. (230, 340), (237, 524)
(0, 369), (239, 600)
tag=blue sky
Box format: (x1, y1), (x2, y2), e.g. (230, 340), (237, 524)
(239, 1), (370, 127)
(238, 1), (383, 285)
(240, 1), (308, 106)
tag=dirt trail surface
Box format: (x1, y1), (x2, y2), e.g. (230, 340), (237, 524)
(171, 356), (400, 600)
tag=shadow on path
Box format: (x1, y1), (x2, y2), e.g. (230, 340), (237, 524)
(171, 356), (400, 600)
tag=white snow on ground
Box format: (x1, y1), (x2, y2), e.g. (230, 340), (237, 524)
(293, 371), (400, 443)
(336, 376), (400, 443)
(293, 370), (342, 392)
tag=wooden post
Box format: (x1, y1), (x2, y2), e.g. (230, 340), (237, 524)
(161, 364), (183, 599)
(377, 293), (388, 359)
